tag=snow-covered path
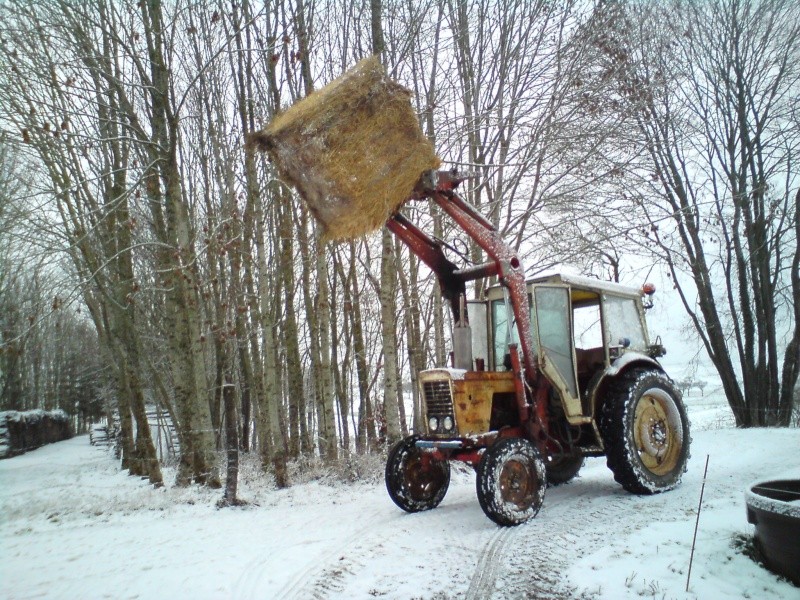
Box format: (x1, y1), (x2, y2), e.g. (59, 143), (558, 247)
(2, 399), (798, 600)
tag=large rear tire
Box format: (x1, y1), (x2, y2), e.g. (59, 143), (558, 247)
(476, 437), (546, 526)
(385, 436), (450, 513)
(600, 368), (690, 494)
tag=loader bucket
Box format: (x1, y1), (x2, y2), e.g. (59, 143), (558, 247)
(247, 56), (440, 241)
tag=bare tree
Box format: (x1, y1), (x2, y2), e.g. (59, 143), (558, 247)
(0, 1), (165, 482)
(591, 0), (799, 426)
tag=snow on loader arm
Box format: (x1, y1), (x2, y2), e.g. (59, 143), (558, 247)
(247, 55), (439, 241)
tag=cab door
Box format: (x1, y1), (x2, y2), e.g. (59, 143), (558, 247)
(530, 285), (584, 419)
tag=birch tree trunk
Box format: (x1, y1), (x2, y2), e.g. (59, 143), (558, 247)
(369, 0), (402, 447)
(138, 0), (219, 486)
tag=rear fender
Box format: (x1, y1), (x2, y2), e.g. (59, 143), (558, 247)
(587, 352), (664, 418)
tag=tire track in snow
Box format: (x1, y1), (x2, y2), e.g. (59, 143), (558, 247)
(286, 527), (387, 600)
(273, 500), (478, 599)
(290, 505), (472, 599)
(464, 525), (515, 600)
(232, 505), (391, 600)
(497, 479), (680, 599)
(268, 479), (483, 599)
(462, 478), (650, 600)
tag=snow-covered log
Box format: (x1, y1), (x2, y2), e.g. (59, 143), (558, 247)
(0, 410), (73, 459)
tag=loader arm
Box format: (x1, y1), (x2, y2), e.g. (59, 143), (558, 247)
(387, 170), (548, 433)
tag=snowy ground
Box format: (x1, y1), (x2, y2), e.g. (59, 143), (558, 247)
(2, 388), (798, 600)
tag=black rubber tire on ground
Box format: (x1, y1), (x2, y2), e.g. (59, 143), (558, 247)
(545, 453), (584, 486)
(599, 368), (691, 495)
(385, 435), (450, 513)
(476, 437), (547, 526)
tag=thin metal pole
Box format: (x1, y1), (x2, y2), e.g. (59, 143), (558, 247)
(686, 455), (710, 592)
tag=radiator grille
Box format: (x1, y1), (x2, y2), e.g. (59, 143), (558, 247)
(422, 380), (454, 418)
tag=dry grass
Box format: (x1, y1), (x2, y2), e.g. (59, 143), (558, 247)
(247, 56), (439, 241)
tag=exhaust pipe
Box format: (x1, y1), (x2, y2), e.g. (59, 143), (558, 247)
(453, 294), (473, 370)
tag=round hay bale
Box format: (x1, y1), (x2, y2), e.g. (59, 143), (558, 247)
(248, 56), (440, 241)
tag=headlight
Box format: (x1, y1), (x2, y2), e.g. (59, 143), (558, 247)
(443, 416), (454, 431)
(428, 416), (439, 432)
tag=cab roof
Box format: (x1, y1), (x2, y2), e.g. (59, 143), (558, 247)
(527, 273), (643, 299)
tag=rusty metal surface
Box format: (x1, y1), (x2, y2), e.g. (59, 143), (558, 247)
(452, 372), (516, 436)
(395, 169), (542, 390)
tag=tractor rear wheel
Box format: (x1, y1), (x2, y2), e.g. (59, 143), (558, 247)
(476, 437), (546, 526)
(600, 368), (690, 494)
(385, 436), (450, 513)
(545, 452), (584, 486)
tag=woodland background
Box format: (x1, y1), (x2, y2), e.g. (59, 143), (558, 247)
(0, 0), (797, 498)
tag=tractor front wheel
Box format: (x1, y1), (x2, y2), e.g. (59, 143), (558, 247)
(476, 437), (547, 526)
(385, 436), (450, 513)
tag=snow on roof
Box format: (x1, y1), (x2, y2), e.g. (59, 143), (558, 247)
(485, 272), (644, 299)
(421, 367), (467, 380)
(527, 272), (643, 297)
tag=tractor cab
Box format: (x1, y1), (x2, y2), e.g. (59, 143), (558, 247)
(478, 273), (664, 422)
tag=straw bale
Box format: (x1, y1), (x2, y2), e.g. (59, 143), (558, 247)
(248, 56), (440, 241)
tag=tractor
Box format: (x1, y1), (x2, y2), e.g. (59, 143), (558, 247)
(245, 57), (688, 526)
(385, 169), (690, 526)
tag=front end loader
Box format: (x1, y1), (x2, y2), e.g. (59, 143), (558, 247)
(384, 170), (690, 526)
